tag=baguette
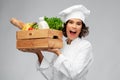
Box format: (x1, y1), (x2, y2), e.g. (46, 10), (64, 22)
(10, 18), (25, 29)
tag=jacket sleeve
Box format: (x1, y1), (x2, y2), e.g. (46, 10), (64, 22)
(36, 52), (56, 80)
(53, 41), (93, 79)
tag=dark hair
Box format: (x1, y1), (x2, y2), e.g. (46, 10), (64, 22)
(62, 20), (89, 38)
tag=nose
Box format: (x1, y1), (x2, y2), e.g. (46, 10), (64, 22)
(72, 24), (77, 28)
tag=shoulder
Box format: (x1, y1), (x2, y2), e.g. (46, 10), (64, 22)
(80, 39), (91, 45)
(79, 39), (92, 49)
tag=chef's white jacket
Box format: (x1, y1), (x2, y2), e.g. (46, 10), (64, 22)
(36, 37), (93, 80)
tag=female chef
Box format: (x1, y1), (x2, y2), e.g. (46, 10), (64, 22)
(22, 4), (93, 80)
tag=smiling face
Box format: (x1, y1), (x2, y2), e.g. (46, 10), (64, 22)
(66, 18), (82, 41)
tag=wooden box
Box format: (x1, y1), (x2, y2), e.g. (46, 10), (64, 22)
(16, 29), (63, 49)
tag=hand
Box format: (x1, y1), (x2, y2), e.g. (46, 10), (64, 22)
(47, 48), (61, 56)
(18, 48), (41, 54)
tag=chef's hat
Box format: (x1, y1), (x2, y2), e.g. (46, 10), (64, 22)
(59, 5), (90, 23)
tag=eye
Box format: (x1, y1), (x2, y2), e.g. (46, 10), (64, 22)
(68, 20), (73, 24)
(77, 22), (82, 25)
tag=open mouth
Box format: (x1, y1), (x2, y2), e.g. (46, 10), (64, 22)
(70, 30), (77, 34)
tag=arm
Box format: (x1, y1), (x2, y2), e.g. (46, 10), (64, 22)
(53, 42), (93, 79)
(35, 50), (43, 64)
(36, 50), (57, 80)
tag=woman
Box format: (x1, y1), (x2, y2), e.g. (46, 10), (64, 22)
(22, 5), (93, 80)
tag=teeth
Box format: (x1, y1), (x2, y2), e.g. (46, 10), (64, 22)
(70, 31), (76, 33)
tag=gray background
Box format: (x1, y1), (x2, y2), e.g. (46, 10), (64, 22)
(0, 0), (120, 80)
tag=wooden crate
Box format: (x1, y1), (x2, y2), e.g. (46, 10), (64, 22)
(16, 29), (63, 49)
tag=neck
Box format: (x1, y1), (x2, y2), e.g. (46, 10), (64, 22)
(66, 38), (72, 45)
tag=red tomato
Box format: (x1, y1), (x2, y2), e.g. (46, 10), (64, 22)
(28, 27), (34, 30)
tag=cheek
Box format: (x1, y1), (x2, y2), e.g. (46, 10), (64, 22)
(66, 25), (70, 33)
(77, 26), (82, 34)
(66, 28), (69, 36)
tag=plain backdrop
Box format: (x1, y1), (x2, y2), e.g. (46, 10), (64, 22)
(0, 0), (120, 80)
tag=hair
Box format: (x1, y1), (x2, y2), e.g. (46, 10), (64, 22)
(62, 20), (89, 38)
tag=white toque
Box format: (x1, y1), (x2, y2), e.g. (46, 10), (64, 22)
(59, 5), (90, 23)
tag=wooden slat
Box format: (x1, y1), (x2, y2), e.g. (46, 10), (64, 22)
(48, 29), (63, 39)
(48, 39), (63, 48)
(17, 39), (63, 49)
(16, 29), (63, 40)
(16, 29), (49, 40)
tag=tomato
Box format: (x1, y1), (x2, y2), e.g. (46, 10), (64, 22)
(28, 27), (34, 30)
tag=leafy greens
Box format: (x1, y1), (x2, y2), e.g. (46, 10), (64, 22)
(44, 16), (63, 30)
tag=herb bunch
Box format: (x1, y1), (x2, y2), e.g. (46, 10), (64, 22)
(44, 16), (63, 30)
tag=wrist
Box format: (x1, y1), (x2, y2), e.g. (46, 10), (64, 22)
(56, 50), (62, 56)
(36, 51), (43, 64)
